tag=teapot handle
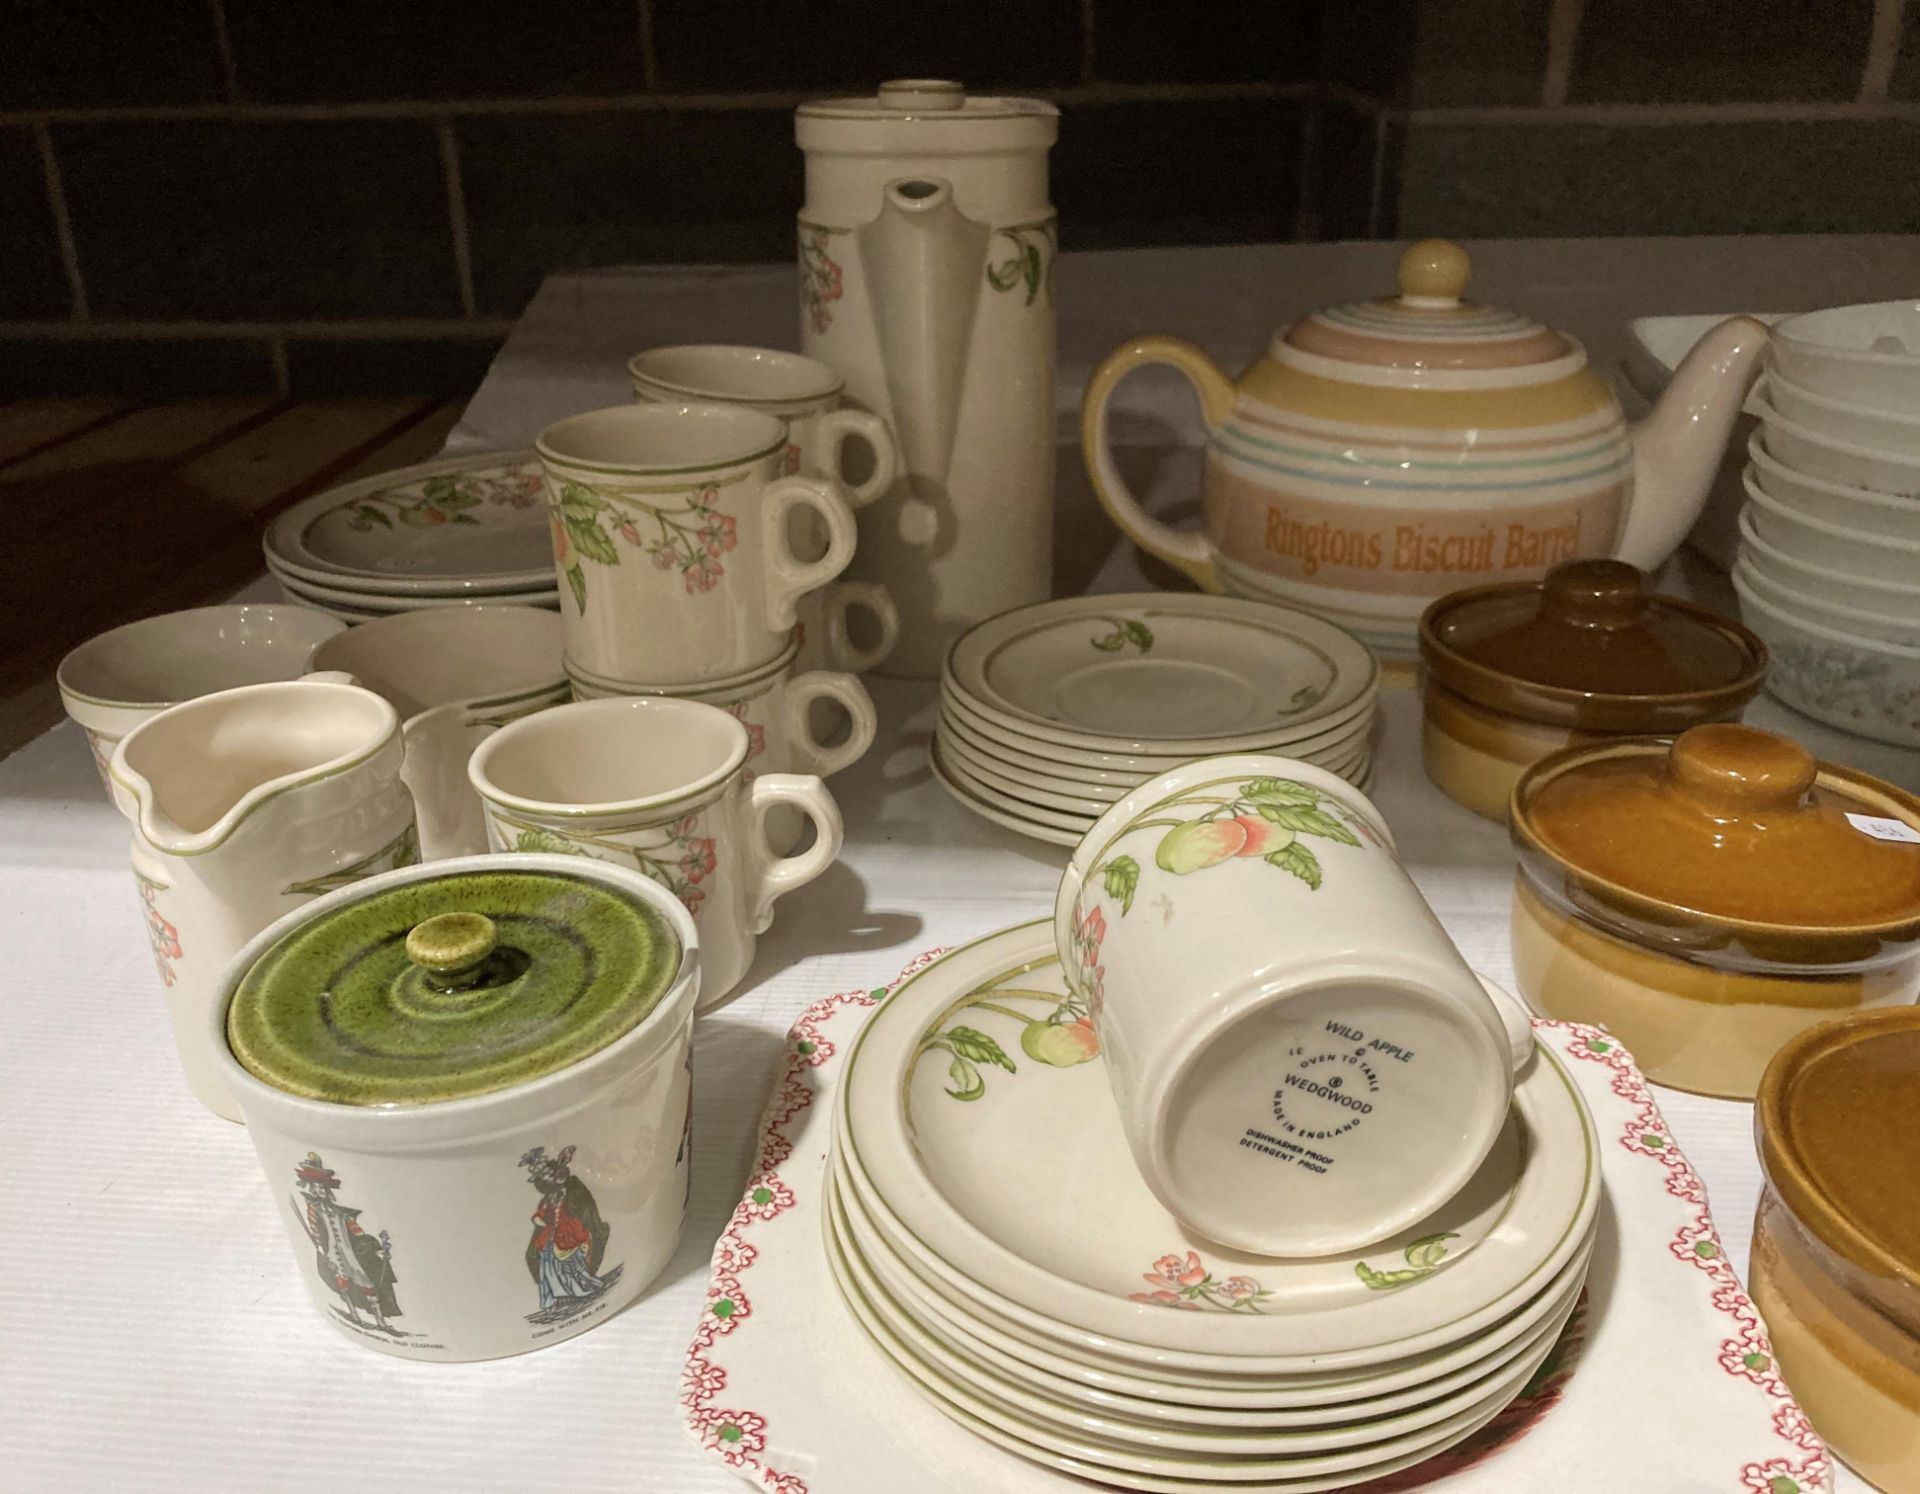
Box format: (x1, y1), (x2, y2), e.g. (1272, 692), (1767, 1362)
(1081, 336), (1234, 592)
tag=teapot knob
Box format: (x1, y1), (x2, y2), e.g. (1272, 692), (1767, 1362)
(1398, 239), (1471, 308)
(406, 911), (499, 992)
(1667, 724), (1816, 817)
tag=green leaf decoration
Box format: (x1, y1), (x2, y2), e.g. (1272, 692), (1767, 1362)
(1265, 841), (1322, 890)
(1091, 631), (1123, 652)
(353, 503), (393, 529)
(947, 1025), (1016, 1074)
(565, 512), (620, 566)
(945, 1052), (985, 1102)
(565, 561), (587, 612)
(1120, 619), (1154, 651)
(397, 504), (441, 528)
(1404, 1231), (1458, 1269)
(514, 827), (582, 857)
(1100, 855), (1140, 914)
(1289, 682), (1326, 710)
(1240, 777), (1321, 806)
(421, 476), (455, 501)
(1021, 243), (1042, 305)
(282, 822), (420, 896)
(1255, 803), (1361, 847)
(558, 480), (606, 517)
(450, 512), (479, 525)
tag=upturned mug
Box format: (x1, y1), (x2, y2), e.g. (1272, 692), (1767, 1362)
(1055, 754), (1530, 1257)
(469, 697), (844, 1007)
(309, 606), (569, 859)
(537, 403), (857, 686)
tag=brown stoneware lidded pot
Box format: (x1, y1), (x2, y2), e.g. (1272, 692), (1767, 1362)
(1751, 1010), (1920, 1489)
(1509, 721), (1920, 1098)
(1420, 557), (1767, 821)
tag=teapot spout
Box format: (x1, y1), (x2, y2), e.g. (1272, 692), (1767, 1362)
(1620, 315), (1770, 570)
(854, 176), (991, 485)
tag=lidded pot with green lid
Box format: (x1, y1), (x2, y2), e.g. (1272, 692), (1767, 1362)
(211, 852), (701, 1362)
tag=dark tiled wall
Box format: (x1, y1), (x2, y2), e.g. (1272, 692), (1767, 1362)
(1, 0), (1910, 398)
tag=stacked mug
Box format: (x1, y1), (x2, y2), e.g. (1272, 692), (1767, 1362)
(501, 361), (897, 1008)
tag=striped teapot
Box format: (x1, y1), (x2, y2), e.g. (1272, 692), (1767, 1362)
(1082, 240), (1767, 655)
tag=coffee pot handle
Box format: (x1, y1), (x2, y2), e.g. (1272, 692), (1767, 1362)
(1081, 335), (1234, 592)
(763, 475), (857, 629)
(745, 773), (845, 933)
(809, 409), (898, 508)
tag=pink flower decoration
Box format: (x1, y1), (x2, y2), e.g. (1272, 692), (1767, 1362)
(1129, 1289), (1199, 1310)
(618, 520), (642, 545)
(1151, 1251), (1206, 1287)
(548, 515), (570, 565)
(692, 1407), (767, 1464)
(1222, 1276), (1260, 1300)
(652, 546), (676, 570)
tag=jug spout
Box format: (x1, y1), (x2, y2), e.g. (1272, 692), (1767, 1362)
(854, 176), (991, 485)
(1619, 315), (1769, 570)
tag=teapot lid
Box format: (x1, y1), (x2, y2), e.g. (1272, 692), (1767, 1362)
(797, 79), (1057, 137)
(227, 866), (684, 1106)
(1511, 724), (1920, 961)
(1279, 241), (1584, 387)
(1420, 559), (1768, 732)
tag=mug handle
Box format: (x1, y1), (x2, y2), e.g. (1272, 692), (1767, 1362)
(746, 773), (844, 933)
(809, 409), (898, 508)
(1479, 975), (1537, 1075)
(1080, 334), (1235, 592)
(762, 475), (857, 630)
(782, 671), (876, 778)
(821, 581), (900, 674)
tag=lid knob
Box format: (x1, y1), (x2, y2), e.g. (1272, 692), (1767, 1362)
(877, 79), (966, 111)
(1398, 239), (1471, 308)
(406, 911), (499, 992)
(1668, 724), (1818, 816)
(1539, 559), (1650, 631)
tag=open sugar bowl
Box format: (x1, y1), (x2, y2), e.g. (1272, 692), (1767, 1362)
(1419, 558), (1766, 821)
(1509, 722), (1920, 1098)
(212, 853), (699, 1362)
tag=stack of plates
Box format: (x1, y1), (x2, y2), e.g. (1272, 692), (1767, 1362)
(935, 594), (1380, 847)
(825, 922), (1601, 1491)
(263, 451), (560, 622)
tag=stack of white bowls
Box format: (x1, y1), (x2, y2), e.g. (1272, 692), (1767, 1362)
(264, 452), (560, 622)
(1735, 301), (1920, 747)
(934, 594), (1380, 847)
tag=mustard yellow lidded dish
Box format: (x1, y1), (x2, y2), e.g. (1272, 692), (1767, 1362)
(1752, 1009), (1920, 1491)
(1421, 557), (1766, 821)
(1510, 722), (1920, 1097)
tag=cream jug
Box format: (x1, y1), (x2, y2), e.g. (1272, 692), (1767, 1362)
(109, 678), (418, 1121)
(796, 79), (1058, 677)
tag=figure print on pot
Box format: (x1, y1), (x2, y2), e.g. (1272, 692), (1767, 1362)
(522, 1144), (622, 1326)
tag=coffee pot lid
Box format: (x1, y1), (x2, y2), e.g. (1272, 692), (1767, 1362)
(1511, 723), (1920, 953)
(798, 78), (1057, 126)
(1420, 559), (1768, 732)
(227, 866), (682, 1106)
(1278, 241), (1583, 383)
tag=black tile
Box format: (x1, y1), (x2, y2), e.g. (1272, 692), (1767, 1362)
(0, 129), (70, 320)
(651, 0), (1081, 91)
(0, 338), (276, 397)
(1390, 118), (1920, 238)
(1571, 0), (1873, 104)
(1405, 0), (1551, 106)
(1310, 101), (1381, 241)
(1882, 8), (1920, 98)
(57, 120), (460, 321)
(1319, 0), (1417, 103)
(284, 337), (504, 397)
(222, 0), (648, 103)
(1095, 0), (1322, 84)
(0, 1), (224, 109)
(1055, 99), (1306, 249)
(460, 111), (799, 316)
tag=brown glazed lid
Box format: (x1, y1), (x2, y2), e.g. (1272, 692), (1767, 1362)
(1420, 559), (1767, 732)
(1511, 723), (1920, 969)
(1758, 1008), (1920, 1297)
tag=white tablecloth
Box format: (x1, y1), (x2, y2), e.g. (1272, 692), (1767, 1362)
(9, 240), (1914, 1491)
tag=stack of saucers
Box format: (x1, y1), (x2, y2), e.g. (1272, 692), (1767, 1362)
(824, 922), (1601, 1490)
(264, 451), (560, 622)
(1734, 302), (1920, 747)
(934, 594), (1380, 846)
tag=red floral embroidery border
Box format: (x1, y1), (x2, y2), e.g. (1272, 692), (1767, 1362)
(682, 948), (948, 1493)
(1555, 1020), (1830, 1494)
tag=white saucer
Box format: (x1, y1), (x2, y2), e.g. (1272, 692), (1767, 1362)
(945, 594), (1378, 756)
(838, 921), (1601, 1374)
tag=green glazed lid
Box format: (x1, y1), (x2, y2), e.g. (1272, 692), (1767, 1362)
(227, 868), (682, 1106)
